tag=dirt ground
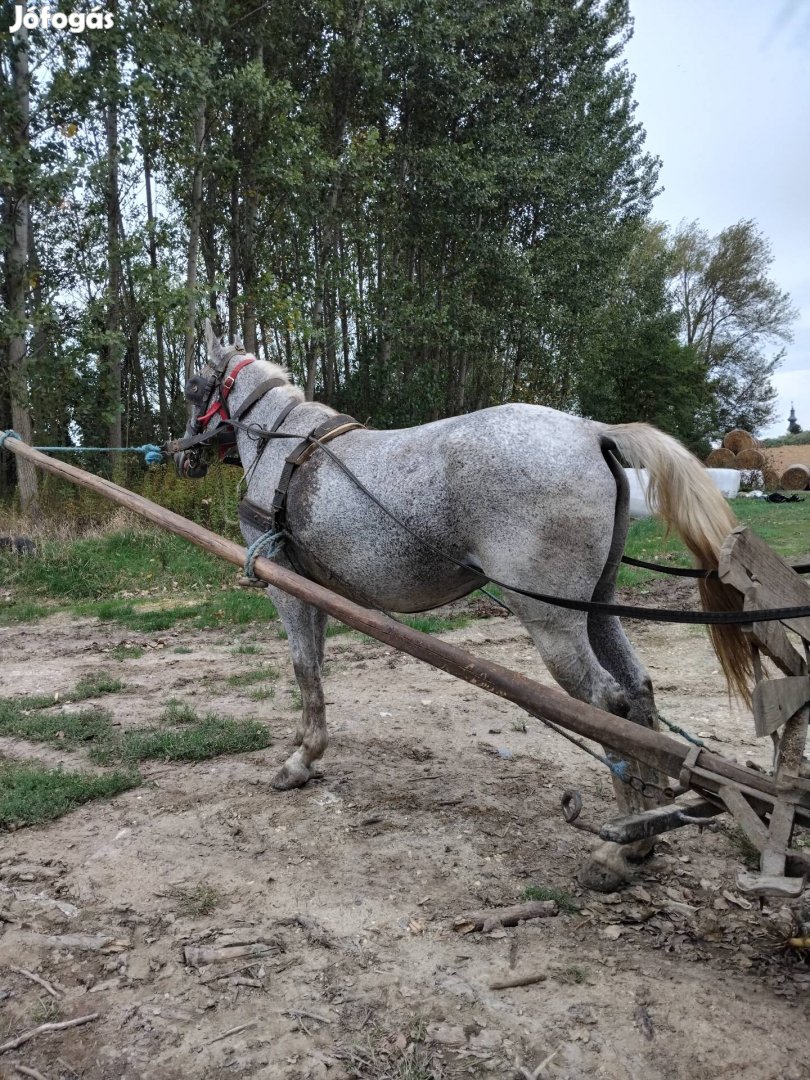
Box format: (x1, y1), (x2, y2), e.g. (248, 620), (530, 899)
(1, 591), (809, 1080)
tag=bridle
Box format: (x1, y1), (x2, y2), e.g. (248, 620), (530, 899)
(168, 347), (290, 478)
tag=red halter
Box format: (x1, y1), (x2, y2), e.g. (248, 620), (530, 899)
(196, 356), (256, 426)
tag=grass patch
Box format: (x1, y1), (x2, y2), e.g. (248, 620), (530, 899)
(173, 646), (193, 654)
(0, 528), (278, 630)
(523, 884), (580, 914)
(248, 686), (275, 702)
(92, 714), (271, 764)
(160, 699), (199, 724)
(232, 643), (262, 655)
(399, 613), (469, 634)
(176, 883), (223, 916)
(0, 704), (114, 747)
(73, 672), (124, 698)
(0, 600), (51, 626)
(0, 529), (234, 604)
(0, 762), (140, 830)
(225, 664), (279, 687)
(0, 673), (125, 748)
(110, 645), (145, 661)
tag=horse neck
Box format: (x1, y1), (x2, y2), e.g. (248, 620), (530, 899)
(222, 357), (302, 472)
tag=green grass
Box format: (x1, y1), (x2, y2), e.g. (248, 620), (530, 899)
(0, 705), (114, 747)
(225, 664), (279, 687)
(232, 643), (262, 655)
(92, 714), (271, 764)
(73, 672), (124, 697)
(617, 496), (810, 588)
(523, 884), (580, 914)
(399, 613), (469, 633)
(0, 762), (140, 830)
(248, 686), (275, 702)
(0, 673), (124, 748)
(110, 645), (145, 661)
(0, 529), (278, 629)
(160, 698), (199, 724)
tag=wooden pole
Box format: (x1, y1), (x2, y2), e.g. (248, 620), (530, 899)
(3, 436), (807, 822)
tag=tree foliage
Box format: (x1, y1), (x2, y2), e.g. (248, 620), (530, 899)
(0, 0), (796, 508)
(670, 219), (797, 435)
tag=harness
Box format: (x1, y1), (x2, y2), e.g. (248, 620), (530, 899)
(169, 350), (363, 538)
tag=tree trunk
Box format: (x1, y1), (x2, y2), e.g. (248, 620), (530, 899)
(104, 93), (123, 448)
(143, 131), (169, 441)
(6, 25), (38, 513)
(183, 99), (207, 390)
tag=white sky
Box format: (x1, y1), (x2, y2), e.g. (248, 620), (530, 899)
(623, 0), (810, 438)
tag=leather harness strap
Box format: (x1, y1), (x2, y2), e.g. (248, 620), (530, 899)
(268, 414), (364, 530)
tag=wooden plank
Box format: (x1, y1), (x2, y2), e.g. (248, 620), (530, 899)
(717, 786), (768, 852)
(752, 676), (810, 737)
(744, 587), (807, 677)
(599, 799), (721, 844)
(761, 800), (795, 877)
(719, 526), (810, 642)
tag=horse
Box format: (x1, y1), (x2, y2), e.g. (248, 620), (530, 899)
(175, 321), (750, 889)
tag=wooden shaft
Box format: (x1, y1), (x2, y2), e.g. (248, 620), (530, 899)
(4, 436), (805, 820)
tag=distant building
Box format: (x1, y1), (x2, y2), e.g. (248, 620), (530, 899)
(788, 403), (802, 435)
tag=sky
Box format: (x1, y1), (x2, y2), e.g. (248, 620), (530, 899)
(623, 0), (810, 438)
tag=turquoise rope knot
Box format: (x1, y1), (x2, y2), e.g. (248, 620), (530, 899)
(0, 430), (21, 450)
(140, 444), (165, 465)
(244, 530), (285, 579)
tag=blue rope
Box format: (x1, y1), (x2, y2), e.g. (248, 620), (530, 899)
(658, 713), (706, 748)
(0, 430), (21, 449)
(31, 443), (165, 465)
(0, 431), (164, 464)
(244, 530), (285, 579)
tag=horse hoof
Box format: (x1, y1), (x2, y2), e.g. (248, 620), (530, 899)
(577, 842), (633, 892)
(271, 762), (311, 790)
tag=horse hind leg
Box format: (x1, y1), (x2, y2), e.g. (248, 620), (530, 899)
(266, 586), (329, 790)
(504, 595), (662, 892)
(580, 613), (664, 891)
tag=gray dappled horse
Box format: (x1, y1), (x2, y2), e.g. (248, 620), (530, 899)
(177, 324), (750, 889)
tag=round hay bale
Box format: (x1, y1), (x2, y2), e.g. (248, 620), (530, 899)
(761, 463), (781, 491)
(723, 428), (756, 453)
(735, 448), (765, 470)
(780, 464), (810, 491)
(706, 447), (736, 468)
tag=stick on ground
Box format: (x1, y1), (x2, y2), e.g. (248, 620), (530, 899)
(8, 967), (61, 998)
(490, 972), (547, 990)
(0, 1014), (99, 1055)
(453, 900), (558, 933)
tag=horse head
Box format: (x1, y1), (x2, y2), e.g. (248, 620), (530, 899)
(174, 319), (240, 479)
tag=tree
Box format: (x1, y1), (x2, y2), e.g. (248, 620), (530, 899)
(577, 223), (714, 453)
(1, 22), (39, 512)
(670, 219), (797, 434)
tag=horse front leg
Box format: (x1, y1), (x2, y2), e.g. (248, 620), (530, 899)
(266, 587), (329, 790)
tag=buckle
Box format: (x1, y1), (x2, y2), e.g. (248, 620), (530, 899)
(222, 375), (236, 392)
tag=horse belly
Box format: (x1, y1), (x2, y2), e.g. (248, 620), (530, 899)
(285, 538), (480, 614)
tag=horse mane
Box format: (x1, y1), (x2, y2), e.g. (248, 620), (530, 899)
(248, 357), (306, 404)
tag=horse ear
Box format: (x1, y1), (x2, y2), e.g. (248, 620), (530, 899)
(203, 318), (216, 357)
(233, 332), (244, 350)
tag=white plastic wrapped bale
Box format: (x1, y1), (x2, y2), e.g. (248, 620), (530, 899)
(624, 468), (740, 519)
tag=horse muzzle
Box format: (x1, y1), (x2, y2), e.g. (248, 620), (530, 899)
(175, 450), (209, 480)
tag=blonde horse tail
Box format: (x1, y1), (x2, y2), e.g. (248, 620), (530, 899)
(603, 422), (752, 703)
